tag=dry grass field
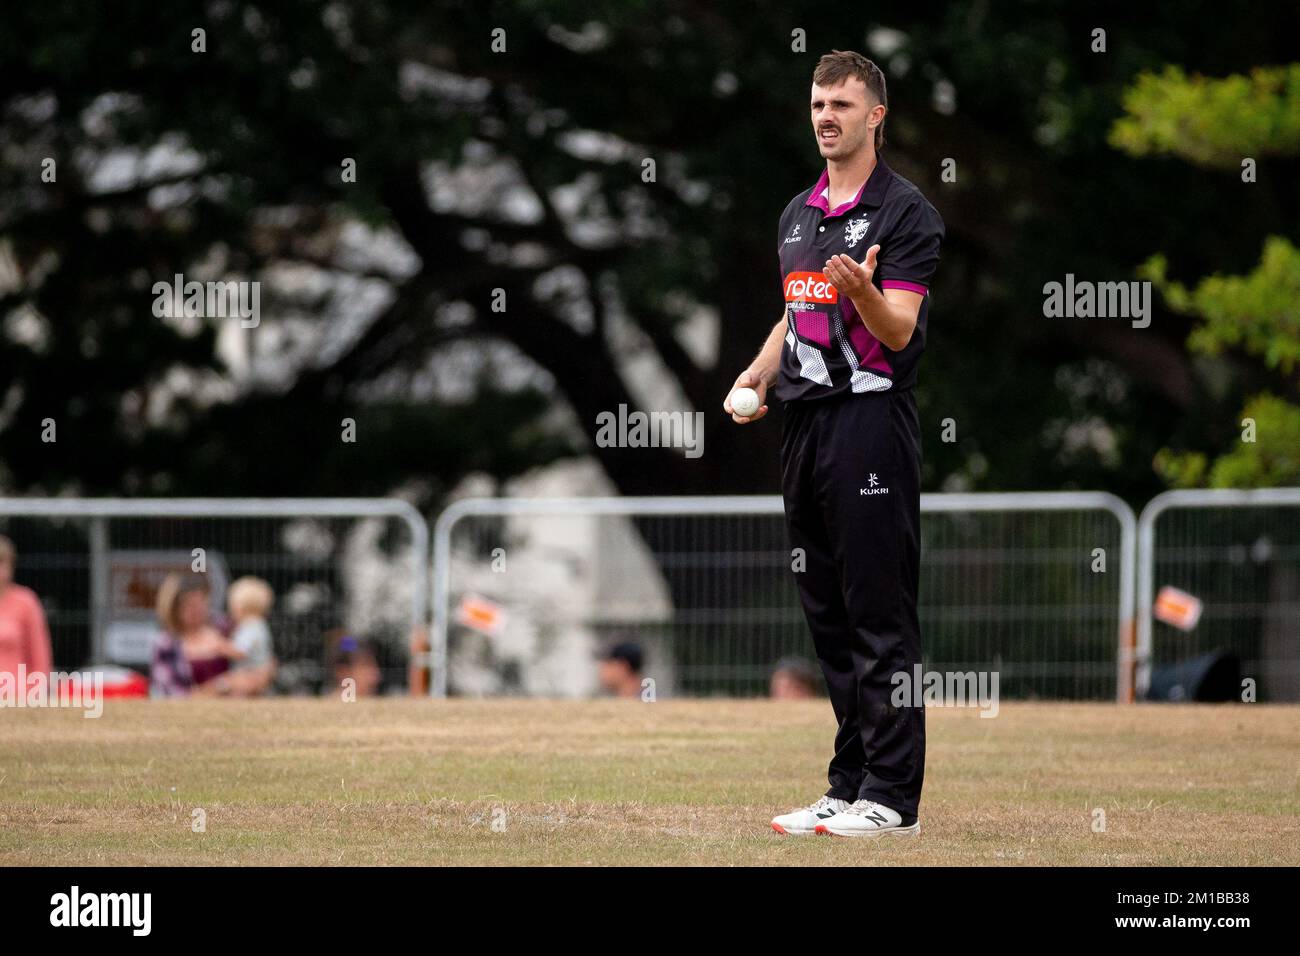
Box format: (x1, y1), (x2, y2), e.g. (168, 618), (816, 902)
(1, 699), (1296, 866)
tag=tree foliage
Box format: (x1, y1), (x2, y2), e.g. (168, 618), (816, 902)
(1110, 64), (1300, 167)
(1142, 237), (1300, 374)
(1115, 59), (1300, 487)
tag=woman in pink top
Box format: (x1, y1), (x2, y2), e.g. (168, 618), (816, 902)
(0, 535), (53, 678)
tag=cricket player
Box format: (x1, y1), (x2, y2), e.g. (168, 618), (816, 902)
(725, 50), (944, 837)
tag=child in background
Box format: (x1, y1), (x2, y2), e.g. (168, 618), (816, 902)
(325, 629), (382, 697)
(224, 576), (277, 696)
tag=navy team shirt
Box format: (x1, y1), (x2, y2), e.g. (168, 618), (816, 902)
(775, 157), (944, 401)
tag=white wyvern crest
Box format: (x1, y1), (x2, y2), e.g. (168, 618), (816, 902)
(844, 217), (871, 248)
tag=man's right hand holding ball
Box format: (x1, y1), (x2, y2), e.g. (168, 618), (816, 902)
(723, 369), (770, 424)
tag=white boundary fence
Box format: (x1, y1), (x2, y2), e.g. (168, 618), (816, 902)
(1137, 488), (1300, 700)
(431, 493), (1137, 700)
(12, 490), (1296, 700)
(927, 492), (1137, 703)
(0, 498), (429, 672)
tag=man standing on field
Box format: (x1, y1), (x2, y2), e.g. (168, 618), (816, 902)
(725, 50), (943, 837)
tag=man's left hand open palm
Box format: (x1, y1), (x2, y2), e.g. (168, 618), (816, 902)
(824, 243), (880, 301)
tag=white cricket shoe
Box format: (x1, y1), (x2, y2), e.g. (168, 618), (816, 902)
(814, 799), (920, 838)
(770, 795), (850, 835)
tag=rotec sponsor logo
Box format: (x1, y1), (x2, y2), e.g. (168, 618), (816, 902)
(784, 271), (838, 305)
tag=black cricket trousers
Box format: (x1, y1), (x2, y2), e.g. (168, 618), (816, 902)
(780, 389), (925, 821)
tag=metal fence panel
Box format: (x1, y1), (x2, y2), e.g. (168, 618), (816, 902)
(431, 493), (1135, 700)
(1138, 489), (1300, 702)
(0, 499), (428, 693)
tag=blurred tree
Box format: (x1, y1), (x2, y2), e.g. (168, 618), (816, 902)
(2, 1), (1298, 507)
(1111, 65), (1300, 166)
(1112, 65), (1300, 487)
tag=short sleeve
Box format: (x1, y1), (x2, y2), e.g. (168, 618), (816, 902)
(877, 199), (944, 295)
(234, 620), (273, 665)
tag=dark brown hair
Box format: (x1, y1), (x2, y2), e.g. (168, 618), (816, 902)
(813, 50), (888, 149)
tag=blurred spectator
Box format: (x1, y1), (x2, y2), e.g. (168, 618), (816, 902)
(598, 641), (644, 698)
(327, 630), (381, 697)
(151, 572), (245, 697)
(225, 576), (277, 696)
(770, 657), (820, 699)
(0, 535), (52, 679)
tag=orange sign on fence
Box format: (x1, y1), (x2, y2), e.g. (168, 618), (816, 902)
(1154, 585), (1203, 632)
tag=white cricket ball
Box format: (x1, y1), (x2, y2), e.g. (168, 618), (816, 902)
(730, 387), (761, 417)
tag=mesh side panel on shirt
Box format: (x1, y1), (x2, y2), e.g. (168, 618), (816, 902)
(787, 328), (833, 387)
(832, 316), (891, 392)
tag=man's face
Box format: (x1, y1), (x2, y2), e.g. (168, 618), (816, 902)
(811, 78), (880, 160)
